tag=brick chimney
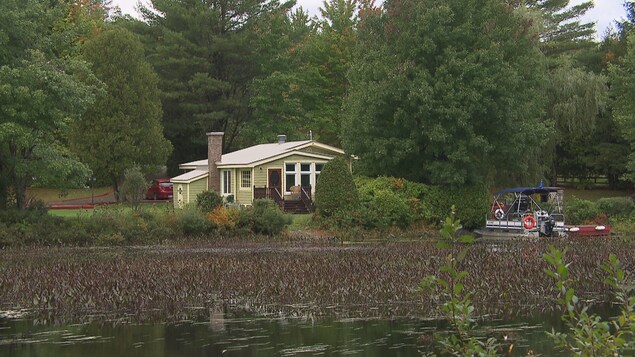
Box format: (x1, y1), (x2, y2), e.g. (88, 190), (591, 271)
(207, 132), (223, 192)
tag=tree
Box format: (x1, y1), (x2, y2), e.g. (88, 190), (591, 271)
(70, 27), (172, 199)
(120, 166), (147, 212)
(520, 1), (608, 184)
(609, 30), (635, 182)
(342, 0), (549, 186)
(129, 0), (284, 173)
(249, 0), (359, 146)
(0, 0), (101, 209)
(314, 156), (358, 217)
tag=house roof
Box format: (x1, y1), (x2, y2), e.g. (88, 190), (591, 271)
(179, 140), (344, 169)
(171, 169), (208, 184)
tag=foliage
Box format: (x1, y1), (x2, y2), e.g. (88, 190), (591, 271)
(424, 184), (490, 230)
(596, 197), (635, 218)
(238, 198), (291, 235)
(208, 206), (239, 232)
(0, 0), (101, 209)
(420, 208), (498, 356)
(128, 0), (284, 173)
(120, 166), (148, 213)
(357, 189), (413, 229)
(176, 206), (214, 237)
(314, 156), (358, 217)
(543, 246), (635, 355)
(610, 30), (635, 182)
(249, 0), (358, 146)
(565, 197), (602, 225)
(196, 190), (224, 213)
(342, 0), (549, 186)
(69, 26), (172, 199)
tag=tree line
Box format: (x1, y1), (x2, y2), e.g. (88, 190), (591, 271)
(1, 0), (634, 209)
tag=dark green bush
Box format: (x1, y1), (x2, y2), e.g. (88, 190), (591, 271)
(566, 198), (601, 225)
(361, 189), (413, 229)
(238, 199), (291, 235)
(315, 156), (359, 217)
(196, 190), (223, 213)
(596, 197), (634, 217)
(425, 184), (489, 230)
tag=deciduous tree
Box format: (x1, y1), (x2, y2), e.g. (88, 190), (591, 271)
(0, 0), (101, 209)
(342, 0), (549, 186)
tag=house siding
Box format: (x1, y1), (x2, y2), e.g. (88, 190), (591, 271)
(188, 176), (208, 205)
(236, 168), (253, 206)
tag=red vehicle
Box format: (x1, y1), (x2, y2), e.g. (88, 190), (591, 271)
(146, 178), (173, 200)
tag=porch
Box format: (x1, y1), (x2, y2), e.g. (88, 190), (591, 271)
(253, 185), (312, 214)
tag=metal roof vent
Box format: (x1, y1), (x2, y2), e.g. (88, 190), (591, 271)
(277, 134), (286, 144)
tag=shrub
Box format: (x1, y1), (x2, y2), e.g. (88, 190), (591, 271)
(596, 197), (634, 217)
(362, 189), (413, 229)
(566, 197), (601, 225)
(177, 207), (214, 236)
(238, 199), (290, 235)
(120, 166), (147, 212)
(314, 156), (359, 217)
(425, 184), (489, 230)
(208, 206), (239, 231)
(196, 190), (223, 213)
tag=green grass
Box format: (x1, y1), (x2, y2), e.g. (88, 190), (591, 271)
(29, 187), (111, 203)
(564, 187), (631, 202)
(49, 209), (93, 218)
(286, 214), (314, 231)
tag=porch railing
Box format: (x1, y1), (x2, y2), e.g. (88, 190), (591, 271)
(300, 185), (312, 212)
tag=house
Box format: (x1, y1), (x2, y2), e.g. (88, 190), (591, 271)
(170, 132), (347, 213)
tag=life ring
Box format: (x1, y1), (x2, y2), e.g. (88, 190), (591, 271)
(523, 215), (536, 230)
(495, 208), (505, 220)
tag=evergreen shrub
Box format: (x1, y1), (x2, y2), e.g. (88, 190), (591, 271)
(314, 157), (359, 217)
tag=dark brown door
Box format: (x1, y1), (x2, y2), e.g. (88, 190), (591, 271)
(268, 169), (282, 193)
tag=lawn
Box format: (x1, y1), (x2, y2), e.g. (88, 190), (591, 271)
(564, 187), (632, 201)
(28, 187), (112, 203)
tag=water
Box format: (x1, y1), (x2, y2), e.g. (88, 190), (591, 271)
(0, 309), (567, 356)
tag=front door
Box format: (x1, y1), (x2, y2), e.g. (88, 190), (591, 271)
(268, 169), (282, 193)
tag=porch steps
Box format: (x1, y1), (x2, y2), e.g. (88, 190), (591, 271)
(283, 200), (310, 214)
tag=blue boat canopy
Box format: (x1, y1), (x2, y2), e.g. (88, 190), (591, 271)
(494, 186), (561, 196)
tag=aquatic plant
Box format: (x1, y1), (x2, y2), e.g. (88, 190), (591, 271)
(0, 238), (632, 324)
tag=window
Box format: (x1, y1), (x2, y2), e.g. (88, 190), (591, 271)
(285, 163), (296, 192)
(241, 170), (251, 189)
(222, 170), (231, 195)
(300, 163), (311, 188)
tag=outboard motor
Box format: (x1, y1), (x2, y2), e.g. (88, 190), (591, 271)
(539, 216), (556, 237)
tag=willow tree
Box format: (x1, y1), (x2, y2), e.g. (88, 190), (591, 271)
(342, 0), (549, 186)
(523, 0), (607, 183)
(610, 30), (635, 181)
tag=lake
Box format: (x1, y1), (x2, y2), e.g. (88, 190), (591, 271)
(1, 307), (568, 356)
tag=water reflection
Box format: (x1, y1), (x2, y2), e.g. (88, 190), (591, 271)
(0, 307), (578, 357)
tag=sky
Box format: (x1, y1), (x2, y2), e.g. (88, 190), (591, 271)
(111, 0), (628, 38)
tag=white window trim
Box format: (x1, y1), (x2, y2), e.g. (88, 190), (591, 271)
(240, 169), (251, 191)
(221, 170), (232, 196)
(283, 161), (328, 194)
